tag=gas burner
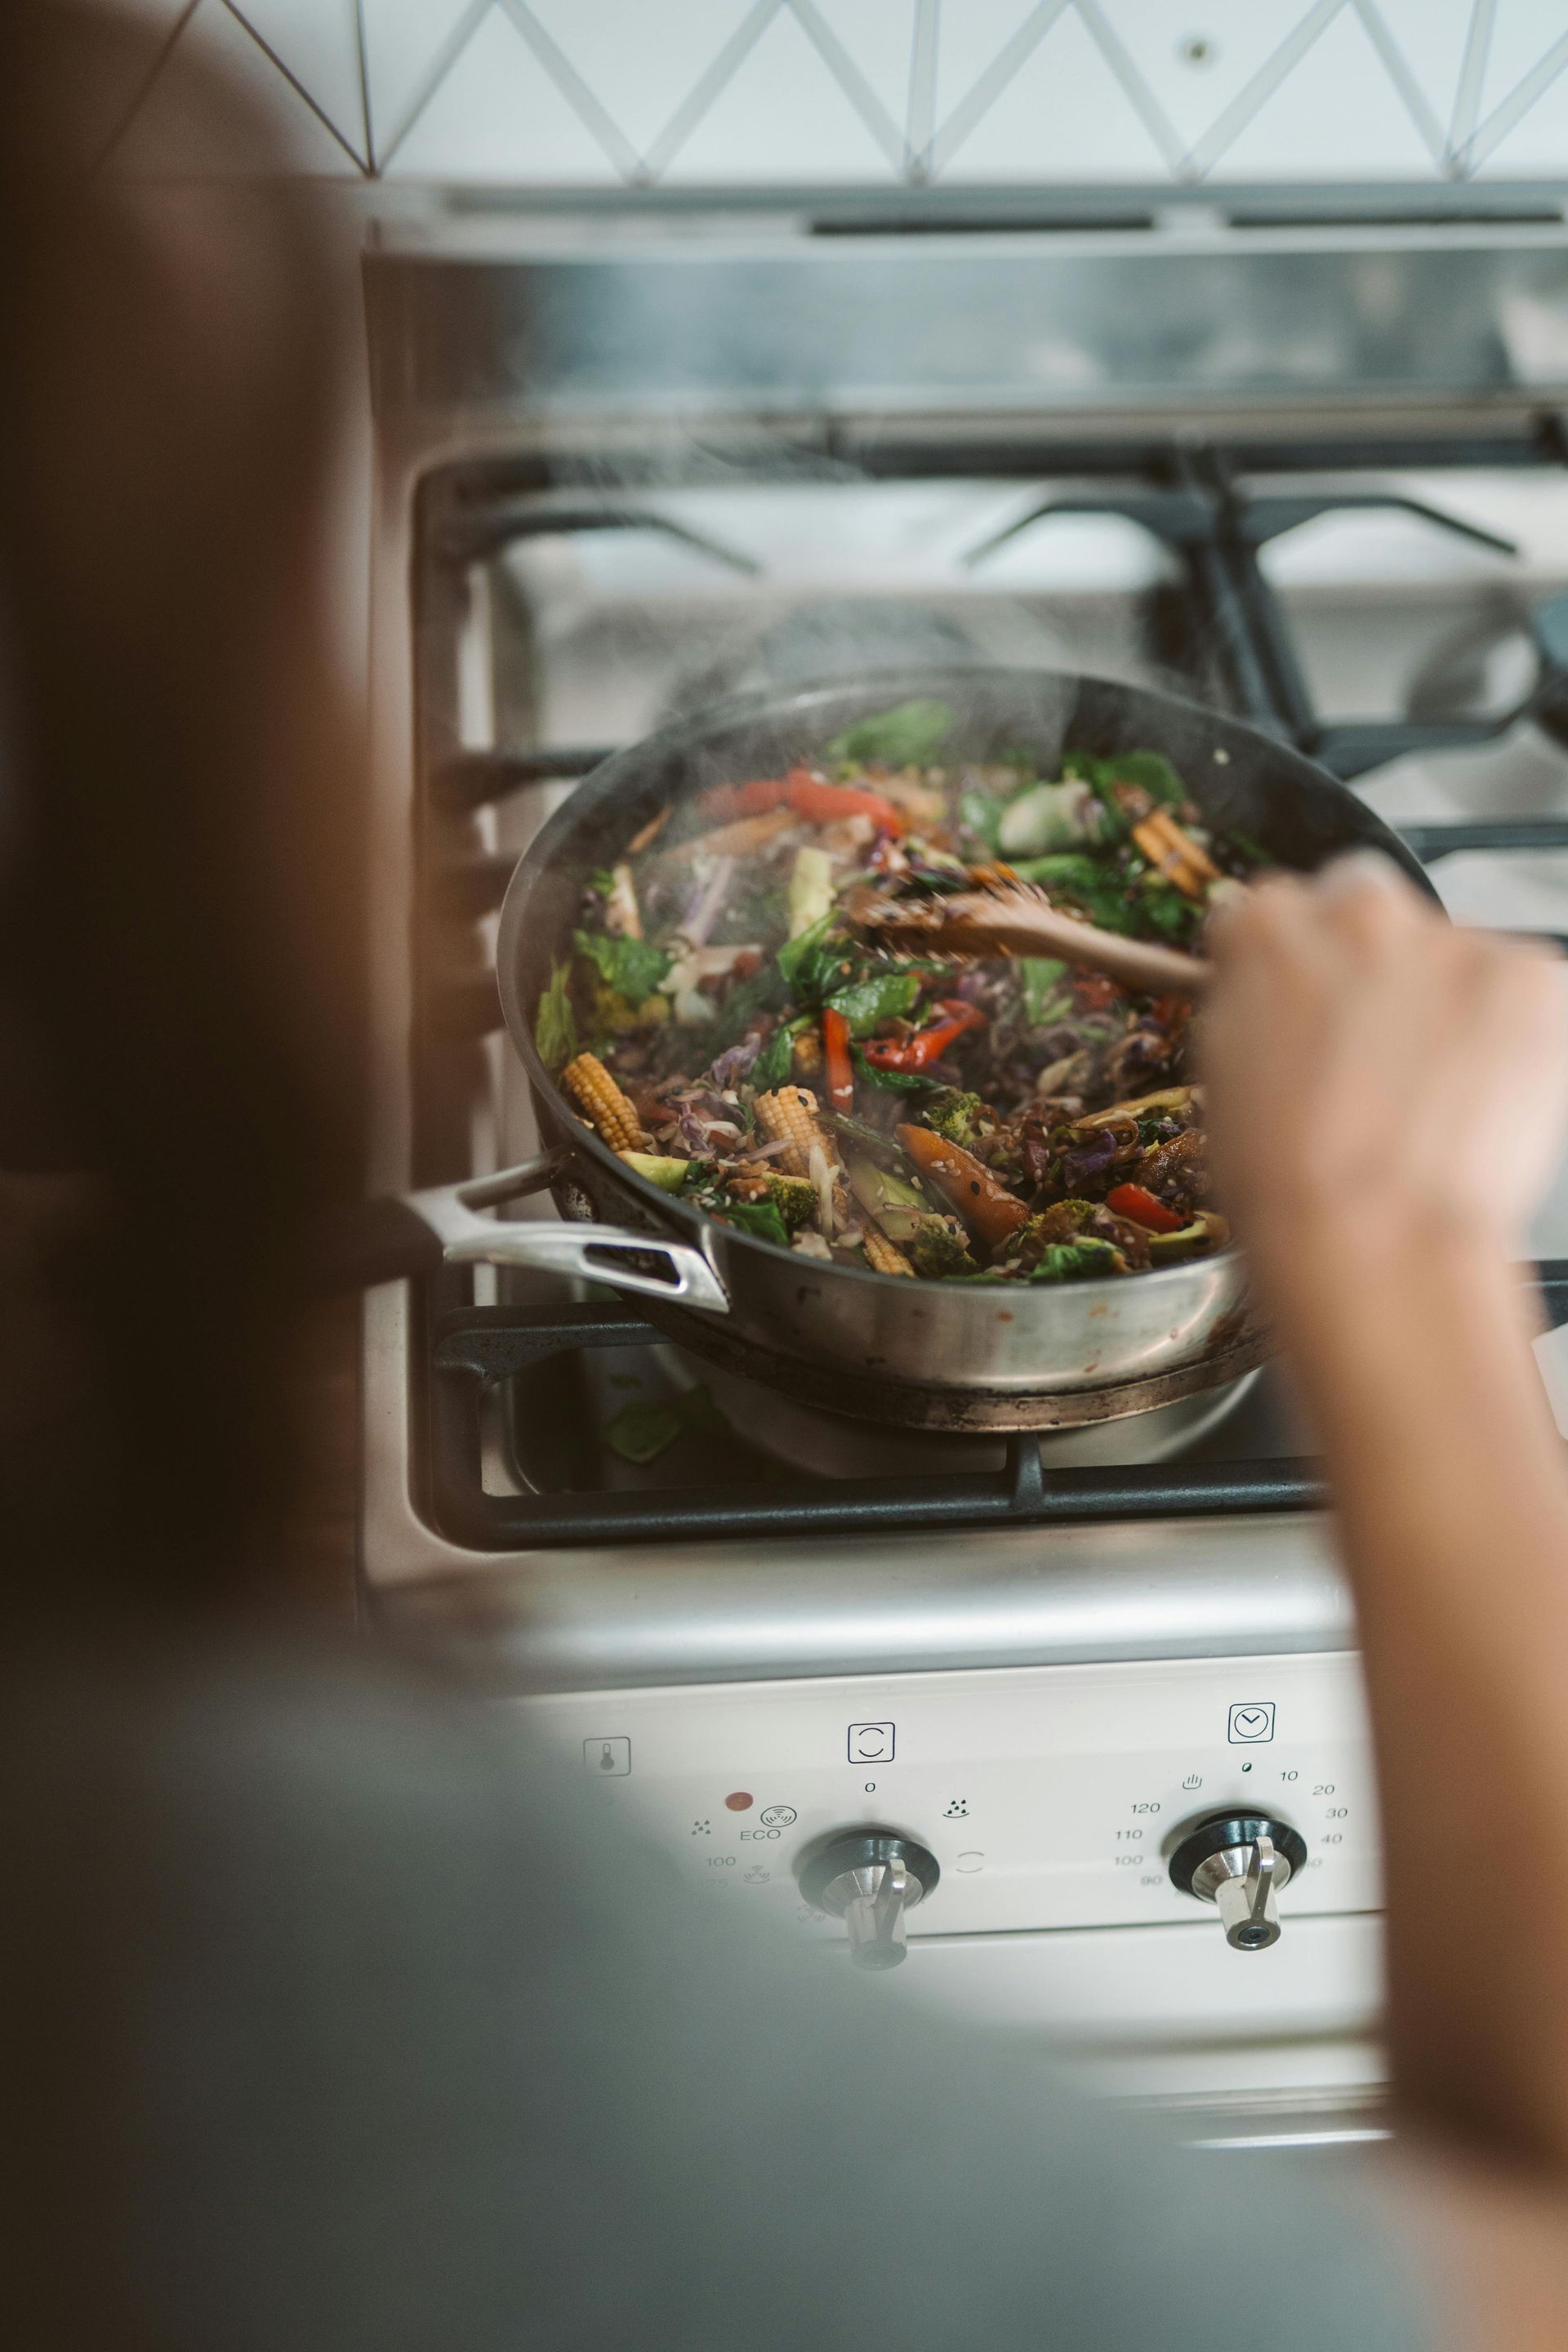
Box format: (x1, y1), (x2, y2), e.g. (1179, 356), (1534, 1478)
(661, 1349), (1267, 1477)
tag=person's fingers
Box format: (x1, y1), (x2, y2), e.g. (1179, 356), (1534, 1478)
(1205, 868), (1303, 955)
(1312, 847), (1417, 905)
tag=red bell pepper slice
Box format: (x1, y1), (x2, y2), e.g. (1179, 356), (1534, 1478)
(696, 767), (905, 836)
(782, 770), (906, 835)
(696, 776), (794, 823)
(822, 1005), (855, 1114)
(862, 998), (985, 1074)
(1105, 1182), (1185, 1235)
(1074, 972), (1123, 1013)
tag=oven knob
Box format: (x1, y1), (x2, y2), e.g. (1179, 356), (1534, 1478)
(1167, 1813), (1308, 1951)
(795, 1830), (940, 1971)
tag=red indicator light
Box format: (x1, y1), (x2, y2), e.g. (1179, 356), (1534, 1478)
(724, 1791), (754, 1812)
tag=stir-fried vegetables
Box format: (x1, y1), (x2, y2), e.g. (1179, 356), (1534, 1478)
(537, 705), (1257, 1282)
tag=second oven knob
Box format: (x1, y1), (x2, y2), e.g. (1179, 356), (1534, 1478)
(795, 1830), (940, 1971)
(1167, 1813), (1308, 1951)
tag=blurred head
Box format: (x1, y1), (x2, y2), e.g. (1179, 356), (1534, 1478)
(0, 4), (367, 1602)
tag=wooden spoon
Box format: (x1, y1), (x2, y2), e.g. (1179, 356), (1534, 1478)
(852, 879), (1210, 999)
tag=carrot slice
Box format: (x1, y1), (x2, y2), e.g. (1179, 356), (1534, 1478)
(897, 1122), (1028, 1251)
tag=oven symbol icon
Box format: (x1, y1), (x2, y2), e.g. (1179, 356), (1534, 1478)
(848, 1722), (895, 1763)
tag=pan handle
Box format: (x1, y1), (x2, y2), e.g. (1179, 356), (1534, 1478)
(420, 1154), (732, 1314)
(439, 1217), (729, 1311)
(312, 1155), (731, 1313)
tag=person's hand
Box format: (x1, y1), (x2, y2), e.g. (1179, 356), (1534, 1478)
(1199, 854), (1568, 1296)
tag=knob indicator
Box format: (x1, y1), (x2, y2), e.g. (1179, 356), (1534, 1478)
(1167, 1813), (1307, 1950)
(796, 1830), (939, 1971)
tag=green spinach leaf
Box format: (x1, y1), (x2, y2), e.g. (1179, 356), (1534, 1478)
(751, 1018), (807, 1090)
(777, 914), (858, 1007)
(536, 956), (579, 1072)
(1018, 956), (1070, 1025)
(958, 788), (1005, 853)
(1027, 1238), (1124, 1283)
(710, 1196), (791, 1248)
(851, 1046), (942, 1094)
(573, 927), (670, 1004)
(604, 1383), (728, 1465)
(826, 971), (920, 1037)
(825, 698), (953, 770)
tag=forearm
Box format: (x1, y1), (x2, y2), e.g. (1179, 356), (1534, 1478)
(1270, 1228), (1568, 2172)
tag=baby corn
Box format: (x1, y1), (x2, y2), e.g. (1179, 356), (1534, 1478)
(563, 1051), (648, 1153)
(861, 1225), (915, 1277)
(754, 1085), (834, 1178)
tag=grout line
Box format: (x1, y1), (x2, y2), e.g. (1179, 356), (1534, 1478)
(354, 0), (375, 176)
(89, 0), (203, 176)
(928, 0), (1074, 179)
(1348, 0), (1446, 169)
(380, 0), (493, 173)
(787, 0), (907, 174)
(1183, 0), (1346, 183)
(1073, 0), (1186, 177)
(1448, 0), (1496, 165)
(220, 0), (371, 172)
(641, 0), (785, 183)
(503, 0), (643, 181)
(1461, 24), (1568, 176)
(907, 0), (940, 178)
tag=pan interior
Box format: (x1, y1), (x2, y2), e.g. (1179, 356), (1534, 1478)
(501, 662), (1432, 1061)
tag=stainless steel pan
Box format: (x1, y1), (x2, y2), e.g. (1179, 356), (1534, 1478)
(368, 668), (1432, 1429)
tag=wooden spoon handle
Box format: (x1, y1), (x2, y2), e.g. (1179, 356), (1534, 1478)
(862, 892), (1210, 999)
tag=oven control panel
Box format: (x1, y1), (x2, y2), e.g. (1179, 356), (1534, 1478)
(518, 1650), (1378, 1944)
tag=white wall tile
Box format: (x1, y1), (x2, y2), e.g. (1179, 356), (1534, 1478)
(1467, 3), (1568, 172)
(1203, 2), (1437, 180)
(85, 0), (1568, 188)
(227, 0), (369, 164)
(659, 5), (902, 180)
(792, 0), (921, 158)
(108, 0), (363, 174)
(936, 7), (1178, 180)
(1094, 2), (1321, 162)
(1360, 0), (1477, 154)
(1472, 48), (1568, 176)
(361, 0), (483, 163)
(931, 0), (1058, 144)
(1476, 0), (1568, 121)
(385, 2), (624, 180)
(522, 0), (756, 167)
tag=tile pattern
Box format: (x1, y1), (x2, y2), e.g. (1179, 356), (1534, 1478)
(95, 0), (1568, 185)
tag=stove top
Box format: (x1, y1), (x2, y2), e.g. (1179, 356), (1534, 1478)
(381, 426), (1568, 1592)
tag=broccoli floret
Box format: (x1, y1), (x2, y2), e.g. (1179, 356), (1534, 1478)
(580, 972), (668, 1038)
(724, 1171), (817, 1232)
(920, 1089), (986, 1148)
(1018, 1200), (1098, 1250)
(903, 1216), (977, 1280)
(761, 1173), (817, 1232)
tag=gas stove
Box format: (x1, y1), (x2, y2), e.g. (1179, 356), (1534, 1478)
(361, 212), (1568, 2136)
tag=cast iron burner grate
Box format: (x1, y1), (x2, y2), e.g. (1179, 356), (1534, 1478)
(408, 416), (1568, 1552)
(424, 1273), (1568, 1550)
